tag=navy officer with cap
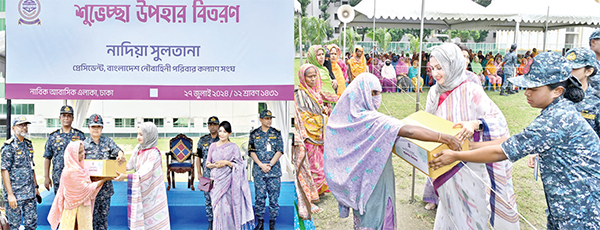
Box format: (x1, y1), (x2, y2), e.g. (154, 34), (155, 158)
(83, 114), (125, 230)
(1, 116), (39, 230)
(249, 110), (284, 230)
(196, 116), (220, 230)
(587, 29), (600, 91)
(43, 105), (86, 193)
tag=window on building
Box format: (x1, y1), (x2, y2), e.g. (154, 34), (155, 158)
(335, 27), (340, 34)
(115, 118), (135, 128)
(0, 104), (35, 115)
(144, 118), (164, 127)
(46, 118), (60, 128)
(173, 118), (189, 128)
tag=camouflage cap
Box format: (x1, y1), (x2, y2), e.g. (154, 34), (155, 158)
(88, 114), (103, 127)
(60, 105), (74, 114)
(260, 110), (275, 118)
(508, 52), (573, 88)
(565, 47), (598, 69)
(207, 116), (219, 125)
(590, 28), (600, 41)
(12, 115), (31, 126)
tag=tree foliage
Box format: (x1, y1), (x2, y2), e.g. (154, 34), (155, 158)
(349, 0), (363, 7)
(475, 30), (489, 43)
(407, 34), (420, 54)
(366, 28), (392, 52)
(294, 16), (330, 51)
(298, 0), (311, 17)
(473, 0), (492, 7)
(320, 0), (331, 20)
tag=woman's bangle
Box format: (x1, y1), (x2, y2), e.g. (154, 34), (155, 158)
(437, 132), (442, 142)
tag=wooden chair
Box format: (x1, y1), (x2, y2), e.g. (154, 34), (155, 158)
(165, 134), (195, 191)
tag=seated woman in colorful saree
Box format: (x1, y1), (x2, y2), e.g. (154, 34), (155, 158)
(348, 46), (368, 82)
(114, 122), (170, 230)
(47, 141), (110, 230)
(206, 121), (254, 230)
(324, 73), (461, 230)
(294, 64), (329, 219)
(423, 43), (519, 229)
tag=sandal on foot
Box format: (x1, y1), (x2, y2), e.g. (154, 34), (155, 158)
(425, 203), (437, 210)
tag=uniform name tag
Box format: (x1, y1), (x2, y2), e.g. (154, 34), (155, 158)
(266, 143), (271, 152)
(581, 112), (596, 120)
(269, 136), (277, 139)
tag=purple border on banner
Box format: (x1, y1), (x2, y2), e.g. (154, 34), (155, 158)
(6, 84), (294, 100)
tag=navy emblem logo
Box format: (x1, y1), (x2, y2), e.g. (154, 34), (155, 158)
(18, 0), (41, 25)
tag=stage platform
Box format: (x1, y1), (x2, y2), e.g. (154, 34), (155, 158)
(36, 181), (295, 230)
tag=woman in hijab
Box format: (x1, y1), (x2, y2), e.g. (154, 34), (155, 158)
(47, 141), (110, 230)
(327, 44), (348, 96)
(471, 56), (485, 84)
(206, 121), (254, 230)
(486, 57), (502, 91)
(293, 64), (328, 219)
(307, 45), (339, 113)
(395, 57), (410, 92)
(348, 46), (368, 82)
(381, 59), (397, 93)
(423, 43), (519, 229)
(324, 73), (461, 230)
(369, 54), (384, 86)
(115, 122), (170, 230)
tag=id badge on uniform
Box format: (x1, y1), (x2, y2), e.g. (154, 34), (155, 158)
(266, 143), (272, 152)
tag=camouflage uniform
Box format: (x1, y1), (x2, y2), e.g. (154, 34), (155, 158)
(196, 133), (219, 222)
(505, 52), (600, 229)
(588, 29), (600, 91)
(502, 45), (518, 90)
(249, 125), (283, 220)
(565, 48), (600, 137)
(1, 135), (37, 229)
(84, 135), (121, 230)
(43, 127), (85, 193)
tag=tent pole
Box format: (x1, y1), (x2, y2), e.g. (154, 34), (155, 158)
(542, 6), (549, 51)
(372, 0), (376, 53)
(411, 0), (426, 204)
(515, 20), (520, 47)
(343, 23), (347, 57)
(299, 14), (303, 64)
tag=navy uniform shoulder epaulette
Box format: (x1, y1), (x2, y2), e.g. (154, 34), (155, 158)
(200, 134), (210, 138)
(4, 137), (14, 145)
(23, 138), (32, 144)
(49, 129), (60, 135)
(73, 128), (84, 133)
(270, 127), (281, 133)
(250, 127), (260, 134)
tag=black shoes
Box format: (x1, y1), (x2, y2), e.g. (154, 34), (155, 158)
(207, 221), (212, 230)
(269, 219), (276, 230)
(254, 219), (264, 230)
(499, 88), (508, 96)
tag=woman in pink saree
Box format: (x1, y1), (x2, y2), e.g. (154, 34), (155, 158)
(115, 122), (170, 230)
(47, 141), (109, 230)
(206, 121), (254, 230)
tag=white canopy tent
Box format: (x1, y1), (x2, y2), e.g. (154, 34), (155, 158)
(350, 0), (493, 30)
(451, 0), (600, 32)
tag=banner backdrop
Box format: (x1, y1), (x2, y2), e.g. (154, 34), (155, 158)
(6, 0), (294, 100)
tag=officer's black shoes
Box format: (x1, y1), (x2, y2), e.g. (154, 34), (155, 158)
(207, 221), (212, 230)
(269, 219), (276, 230)
(499, 89), (508, 96)
(254, 219), (264, 230)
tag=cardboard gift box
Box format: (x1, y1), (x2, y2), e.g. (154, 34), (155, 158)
(84, 160), (127, 177)
(392, 111), (469, 179)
